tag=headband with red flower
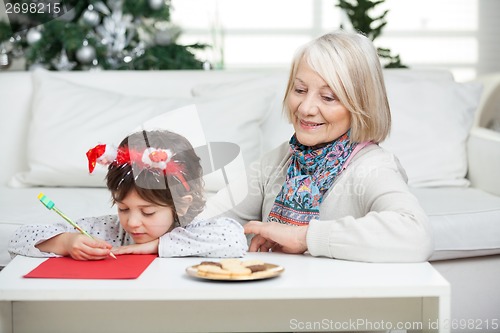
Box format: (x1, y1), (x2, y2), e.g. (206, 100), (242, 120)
(86, 144), (190, 191)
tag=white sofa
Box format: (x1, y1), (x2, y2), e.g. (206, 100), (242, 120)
(1, 68), (500, 331)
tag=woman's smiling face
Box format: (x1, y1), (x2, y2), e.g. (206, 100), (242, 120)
(287, 58), (351, 148)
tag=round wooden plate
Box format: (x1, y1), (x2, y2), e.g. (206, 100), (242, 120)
(186, 263), (284, 281)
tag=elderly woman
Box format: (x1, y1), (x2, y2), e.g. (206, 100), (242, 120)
(211, 30), (433, 263)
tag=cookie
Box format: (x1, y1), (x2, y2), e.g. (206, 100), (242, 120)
(199, 261), (222, 268)
(196, 264), (231, 278)
(227, 266), (252, 277)
(247, 264), (267, 273)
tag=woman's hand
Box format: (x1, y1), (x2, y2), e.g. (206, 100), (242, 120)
(36, 232), (113, 260)
(243, 221), (308, 254)
(113, 239), (159, 256)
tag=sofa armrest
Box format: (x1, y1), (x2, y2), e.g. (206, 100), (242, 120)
(473, 73), (500, 128)
(467, 127), (500, 196)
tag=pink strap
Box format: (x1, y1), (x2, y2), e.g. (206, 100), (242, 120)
(343, 141), (373, 170)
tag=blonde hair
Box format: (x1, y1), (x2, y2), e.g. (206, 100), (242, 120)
(283, 30), (391, 143)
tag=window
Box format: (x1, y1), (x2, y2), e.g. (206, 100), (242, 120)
(171, 0), (482, 81)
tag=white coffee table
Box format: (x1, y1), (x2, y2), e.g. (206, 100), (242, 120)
(0, 252), (450, 333)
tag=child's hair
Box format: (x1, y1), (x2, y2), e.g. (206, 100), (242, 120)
(106, 130), (205, 226)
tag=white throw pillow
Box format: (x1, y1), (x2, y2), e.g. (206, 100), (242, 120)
(10, 70), (191, 188)
(381, 74), (482, 187)
(193, 89), (276, 165)
(191, 73), (294, 153)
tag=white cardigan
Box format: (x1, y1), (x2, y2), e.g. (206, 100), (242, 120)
(205, 142), (433, 263)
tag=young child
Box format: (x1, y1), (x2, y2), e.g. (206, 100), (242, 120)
(8, 130), (248, 260)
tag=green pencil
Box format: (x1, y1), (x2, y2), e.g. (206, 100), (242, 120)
(37, 192), (117, 259)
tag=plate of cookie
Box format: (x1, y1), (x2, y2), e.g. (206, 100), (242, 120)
(186, 259), (284, 281)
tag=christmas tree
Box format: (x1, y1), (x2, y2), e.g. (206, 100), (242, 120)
(336, 0), (407, 68)
(0, 0), (206, 70)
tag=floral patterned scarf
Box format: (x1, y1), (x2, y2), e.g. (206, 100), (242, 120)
(268, 131), (357, 225)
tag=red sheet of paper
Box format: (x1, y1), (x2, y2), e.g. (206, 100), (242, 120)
(24, 254), (157, 279)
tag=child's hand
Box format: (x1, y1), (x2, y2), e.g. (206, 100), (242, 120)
(59, 233), (113, 260)
(113, 239), (159, 255)
(36, 232), (113, 260)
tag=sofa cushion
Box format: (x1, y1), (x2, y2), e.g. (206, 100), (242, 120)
(381, 73), (482, 187)
(10, 70), (275, 189)
(412, 187), (500, 260)
(193, 90), (276, 165)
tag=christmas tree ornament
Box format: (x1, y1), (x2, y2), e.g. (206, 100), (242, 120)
(76, 41), (96, 64)
(51, 49), (76, 71)
(202, 61), (212, 71)
(93, 1), (111, 16)
(0, 49), (11, 70)
(96, 6), (134, 64)
(0, 38), (13, 54)
(26, 28), (42, 45)
(89, 59), (103, 71)
(131, 42), (146, 58)
(9, 35), (24, 58)
(148, 0), (165, 10)
(153, 21), (180, 46)
(137, 22), (154, 46)
(107, 0), (124, 12)
(154, 30), (171, 46)
(82, 5), (101, 27)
